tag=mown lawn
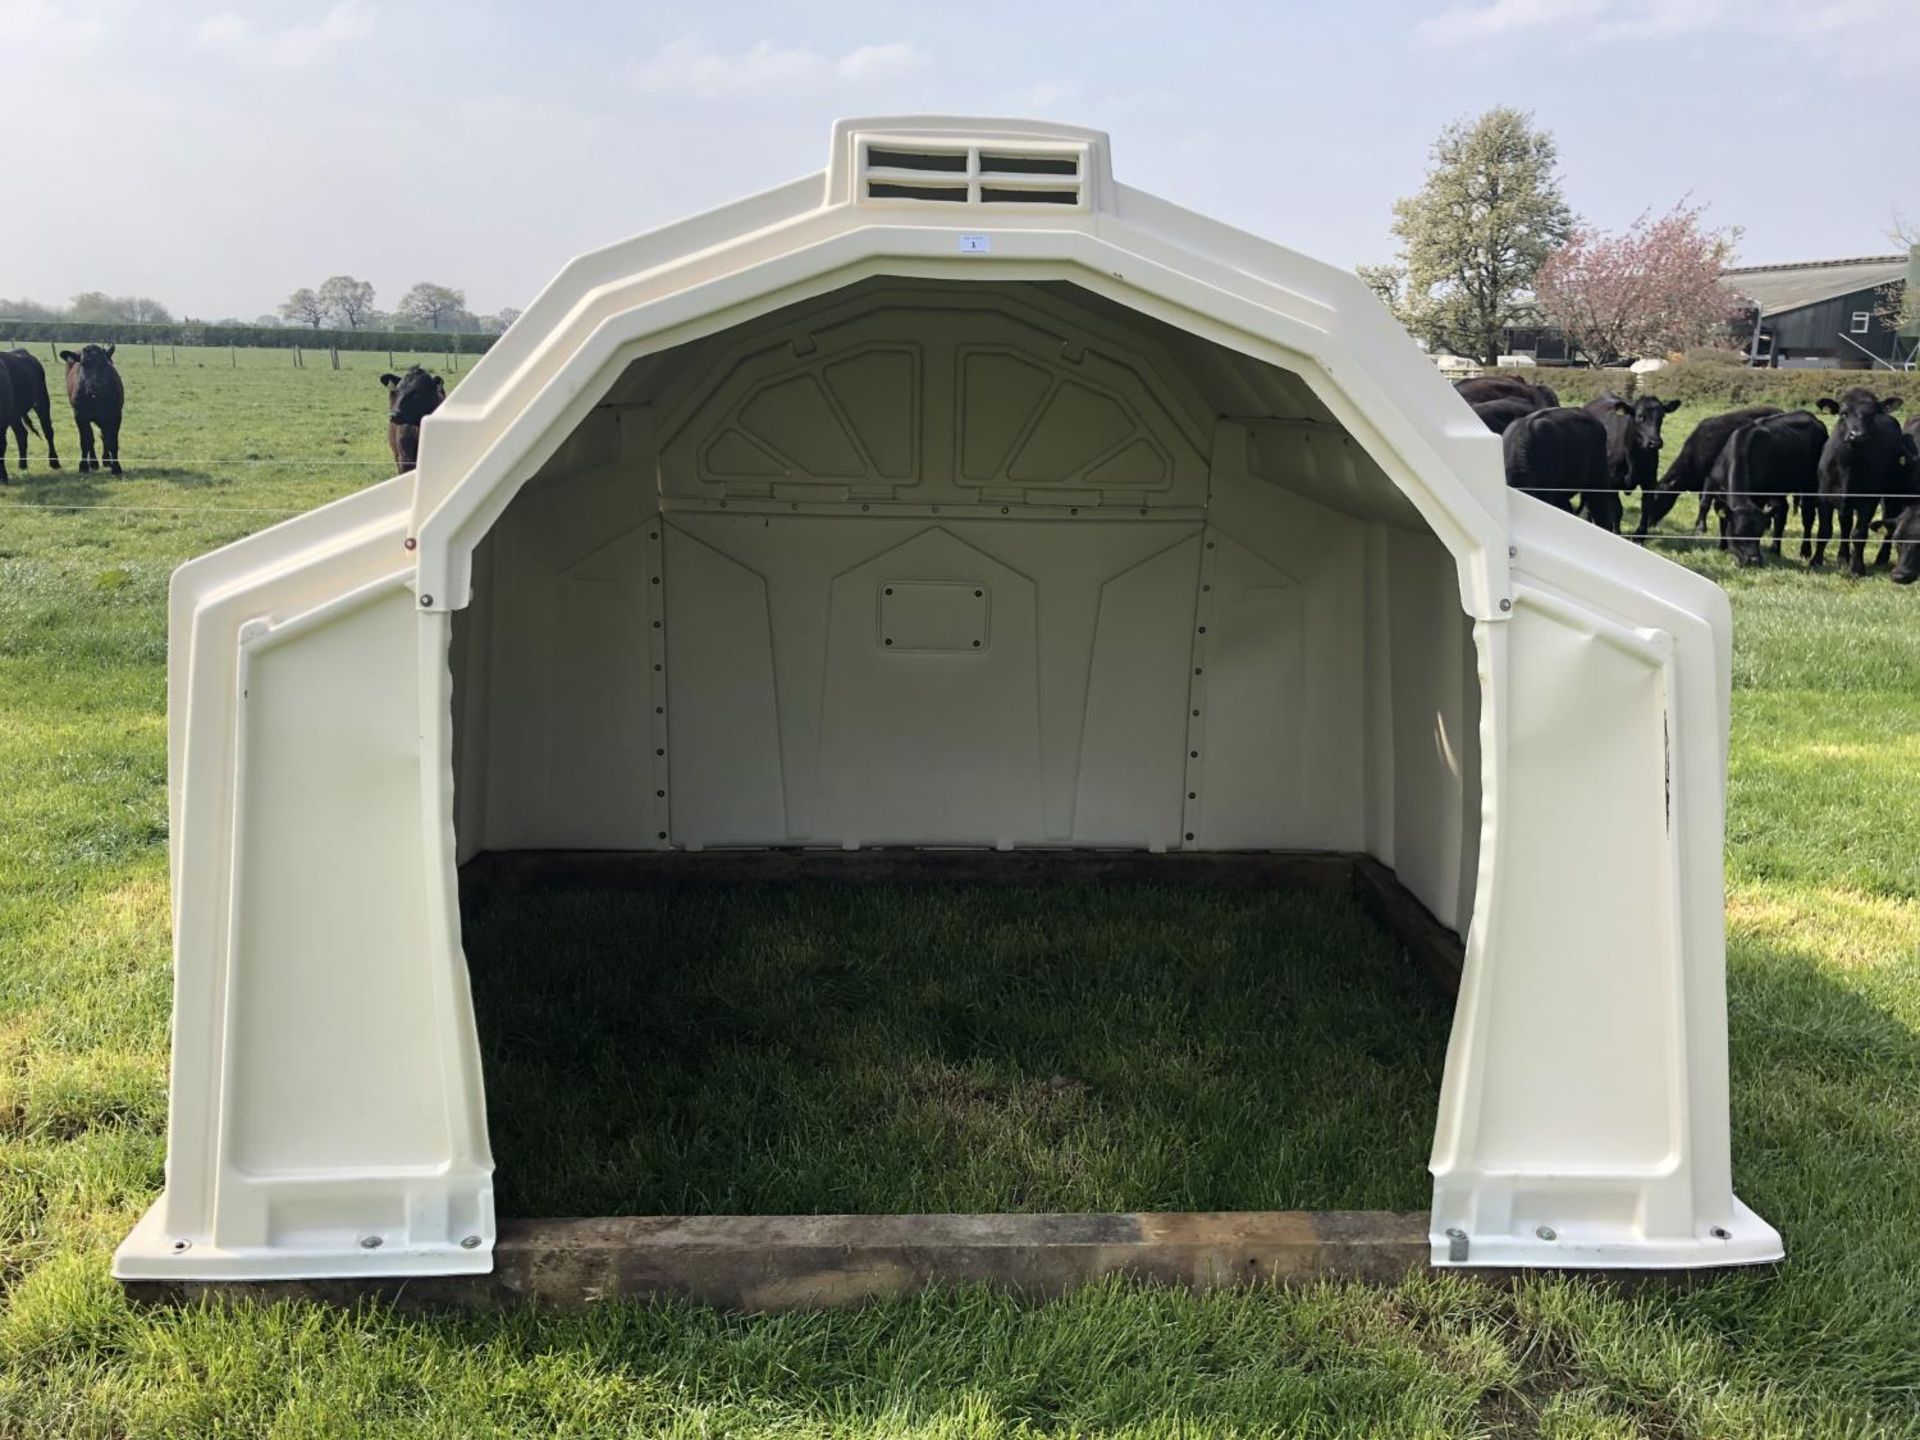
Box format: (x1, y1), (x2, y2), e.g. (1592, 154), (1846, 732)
(0, 358), (1916, 1435)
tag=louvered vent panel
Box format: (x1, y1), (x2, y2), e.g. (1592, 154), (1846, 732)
(859, 138), (1089, 209)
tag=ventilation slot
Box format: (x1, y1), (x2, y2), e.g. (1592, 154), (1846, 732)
(867, 147), (967, 173)
(869, 182), (967, 203)
(980, 153), (1078, 176)
(981, 186), (1076, 205)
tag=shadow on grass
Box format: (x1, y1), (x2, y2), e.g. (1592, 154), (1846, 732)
(462, 881), (1453, 1218)
(9, 467), (233, 506)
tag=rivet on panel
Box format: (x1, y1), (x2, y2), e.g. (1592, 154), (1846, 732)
(359, 1235), (383, 1250)
(420, 595), (433, 607)
(658, 831), (667, 840)
(1507, 545), (1517, 558)
(656, 748), (665, 757)
(1535, 1225), (1557, 1242)
(884, 638), (894, 647)
(171, 1239), (191, 1253)
(403, 537), (417, 551)
(1197, 625), (1206, 634)
(656, 789), (666, 798)
(1189, 750), (1199, 759)
(460, 1235), (482, 1250)
(1187, 791), (1196, 800)
(1710, 1226), (1731, 1240)
(971, 640), (981, 648)
(1499, 598), (1512, 612)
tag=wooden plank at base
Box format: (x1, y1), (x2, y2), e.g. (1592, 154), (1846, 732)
(123, 1210), (1431, 1313)
(1350, 857), (1465, 996)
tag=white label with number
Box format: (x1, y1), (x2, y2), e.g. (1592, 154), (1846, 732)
(958, 234), (991, 255)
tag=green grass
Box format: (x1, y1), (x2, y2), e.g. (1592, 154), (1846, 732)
(469, 885), (1447, 1218)
(1, 359), (1918, 1434)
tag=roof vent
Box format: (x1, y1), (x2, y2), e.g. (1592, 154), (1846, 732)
(857, 136), (1090, 210)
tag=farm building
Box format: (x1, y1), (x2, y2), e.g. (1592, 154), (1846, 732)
(116, 117), (1782, 1296)
(1725, 250), (1916, 369)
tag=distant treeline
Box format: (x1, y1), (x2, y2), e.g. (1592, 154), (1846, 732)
(0, 319), (500, 354)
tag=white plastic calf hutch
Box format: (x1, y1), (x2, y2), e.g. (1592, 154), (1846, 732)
(117, 118), (1782, 1300)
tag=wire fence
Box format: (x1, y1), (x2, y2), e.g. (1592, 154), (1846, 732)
(9, 340), (479, 373)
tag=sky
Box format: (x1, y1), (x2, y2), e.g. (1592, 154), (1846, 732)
(4, 0), (1916, 321)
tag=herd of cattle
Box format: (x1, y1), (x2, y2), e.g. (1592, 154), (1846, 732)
(0, 345), (125, 480)
(1460, 373), (1920, 584)
(2, 344), (1914, 585)
(0, 348), (450, 483)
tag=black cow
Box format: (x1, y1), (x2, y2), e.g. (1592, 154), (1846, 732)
(1503, 406), (1615, 526)
(58, 345), (124, 475)
(1711, 411), (1827, 567)
(1810, 392), (1906, 574)
(1586, 392), (1680, 495)
(1471, 396), (1536, 434)
(379, 367), (446, 473)
(1890, 503), (1920, 584)
(0, 359), (11, 484)
(1633, 405), (1781, 540)
(1891, 421), (1920, 583)
(0, 349), (59, 472)
(1455, 373), (1559, 410)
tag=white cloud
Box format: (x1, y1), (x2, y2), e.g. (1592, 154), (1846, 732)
(631, 36), (927, 101)
(3, 0), (107, 55)
(1418, 0), (1607, 45)
(195, 1), (373, 68)
(1418, 0), (1917, 53)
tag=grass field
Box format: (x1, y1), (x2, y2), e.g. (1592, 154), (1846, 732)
(1, 357), (1918, 1435)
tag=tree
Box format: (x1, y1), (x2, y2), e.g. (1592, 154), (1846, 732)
(0, 296), (63, 321)
(69, 291), (174, 324)
(1875, 210), (1917, 332)
(279, 287), (325, 329)
(485, 307), (523, 334)
(318, 275), (377, 329)
(1533, 203), (1740, 366)
(122, 295), (174, 324)
(397, 282), (466, 331)
(1365, 108), (1572, 363)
